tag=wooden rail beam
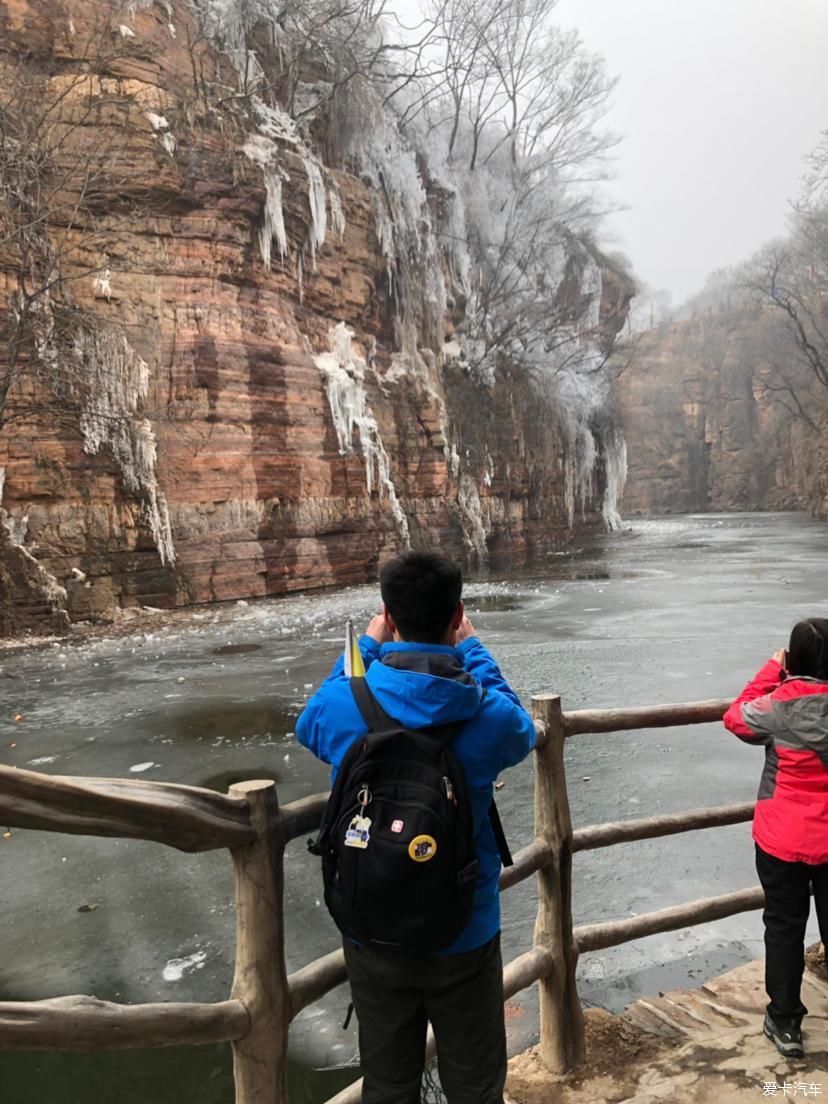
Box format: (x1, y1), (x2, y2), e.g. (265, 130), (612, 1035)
(288, 949), (348, 1020)
(499, 838), (554, 891)
(573, 802), (755, 852)
(279, 793), (330, 842)
(564, 699), (731, 736)
(0, 765), (255, 852)
(575, 886), (765, 953)
(0, 996), (249, 1050)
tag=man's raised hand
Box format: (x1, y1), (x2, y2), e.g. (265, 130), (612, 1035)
(366, 613), (393, 644)
(454, 615), (477, 645)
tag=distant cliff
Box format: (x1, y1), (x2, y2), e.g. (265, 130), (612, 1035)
(615, 310), (827, 517)
(0, 0), (632, 631)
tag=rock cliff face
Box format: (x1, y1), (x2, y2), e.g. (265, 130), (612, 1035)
(615, 310), (828, 517)
(0, 0), (632, 629)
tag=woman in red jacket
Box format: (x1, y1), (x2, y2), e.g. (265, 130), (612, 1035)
(724, 618), (828, 1059)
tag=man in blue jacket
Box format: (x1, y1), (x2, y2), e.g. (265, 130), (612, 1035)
(296, 551), (536, 1104)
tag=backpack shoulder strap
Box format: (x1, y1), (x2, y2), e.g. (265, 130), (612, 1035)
(350, 677), (462, 752)
(488, 800), (513, 867)
(477, 687), (513, 866)
(350, 676), (397, 732)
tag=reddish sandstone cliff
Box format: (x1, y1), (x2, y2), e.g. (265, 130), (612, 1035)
(0, 0), (631, 629)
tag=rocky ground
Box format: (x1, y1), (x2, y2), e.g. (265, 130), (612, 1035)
(507, 945), (828, 1103)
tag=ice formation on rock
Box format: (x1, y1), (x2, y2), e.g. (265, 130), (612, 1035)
(457, 473), (487, 564)
(0, 466), (67, 611)
(70, 323), (175, 566)
(315, 323), (410, 546)
(241, 101), (341, 271)
(305, 158), (327, 266)
(601, 429), (628, 532)
(328, 184), (346, 241)
(93, 269), (112, 301)
(335, 84), (446, 352)
(146, 112), (169, 132)
(145, 112), (176, 157)
(243, 135), (289, 267)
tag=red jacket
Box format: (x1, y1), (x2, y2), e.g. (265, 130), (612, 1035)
(723, 658), (828, 865)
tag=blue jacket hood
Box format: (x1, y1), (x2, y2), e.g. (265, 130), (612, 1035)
(366, 642), (484, 728)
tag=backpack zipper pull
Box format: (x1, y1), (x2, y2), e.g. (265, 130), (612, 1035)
(443, 776), (456, 804)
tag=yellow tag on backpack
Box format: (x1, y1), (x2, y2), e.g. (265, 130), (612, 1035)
(408, 834), (437, 862)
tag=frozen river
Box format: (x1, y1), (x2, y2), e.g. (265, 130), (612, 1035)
(1, 512), (826, 1103)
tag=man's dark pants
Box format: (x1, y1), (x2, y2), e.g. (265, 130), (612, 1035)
(756, 844), (828, 1026)
(343, 933), (507, 1104)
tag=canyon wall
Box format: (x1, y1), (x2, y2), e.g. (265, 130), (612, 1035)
(615, 308), (828, 518)
(0, 0), (632, 629)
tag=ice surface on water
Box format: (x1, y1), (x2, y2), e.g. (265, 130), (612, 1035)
(5, 515), (828, 1092)
(162, 951), (208, 982)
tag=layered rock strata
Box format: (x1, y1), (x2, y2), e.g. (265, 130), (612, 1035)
(0, 0), (631, 628)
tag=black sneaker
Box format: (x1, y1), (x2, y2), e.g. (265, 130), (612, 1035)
(763, 1012), (804, 1058)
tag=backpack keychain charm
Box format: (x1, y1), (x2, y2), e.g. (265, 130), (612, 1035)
(344, 812), (372, 849)
(344, 786), (372, 849)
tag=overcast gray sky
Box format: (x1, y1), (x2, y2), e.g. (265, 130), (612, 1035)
(553, 0), (828, 303)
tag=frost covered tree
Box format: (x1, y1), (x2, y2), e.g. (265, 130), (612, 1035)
(315, 0), (622, 375)
(194, 0), (441, 121)
(421, 0), (614, 174)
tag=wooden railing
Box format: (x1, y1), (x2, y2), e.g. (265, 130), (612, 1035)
(0, 692), (762, 1103)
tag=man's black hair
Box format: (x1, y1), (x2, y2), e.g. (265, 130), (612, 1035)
(379, 551), (462, 644)
(788, 618), (828, 681)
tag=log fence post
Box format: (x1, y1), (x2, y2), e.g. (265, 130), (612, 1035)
(532, 694), (585, 1073)
(229, 780), (290, 1104)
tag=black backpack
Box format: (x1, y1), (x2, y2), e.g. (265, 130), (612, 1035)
(308, 678), (512, 952)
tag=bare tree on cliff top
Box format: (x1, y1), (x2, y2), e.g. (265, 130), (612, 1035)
(409, 0), (621, 378)
(744, 132), (828, 416)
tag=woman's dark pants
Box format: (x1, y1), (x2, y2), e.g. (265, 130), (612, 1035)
(755, 844), (828, 1026)
(343, 933), (507, 1104)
